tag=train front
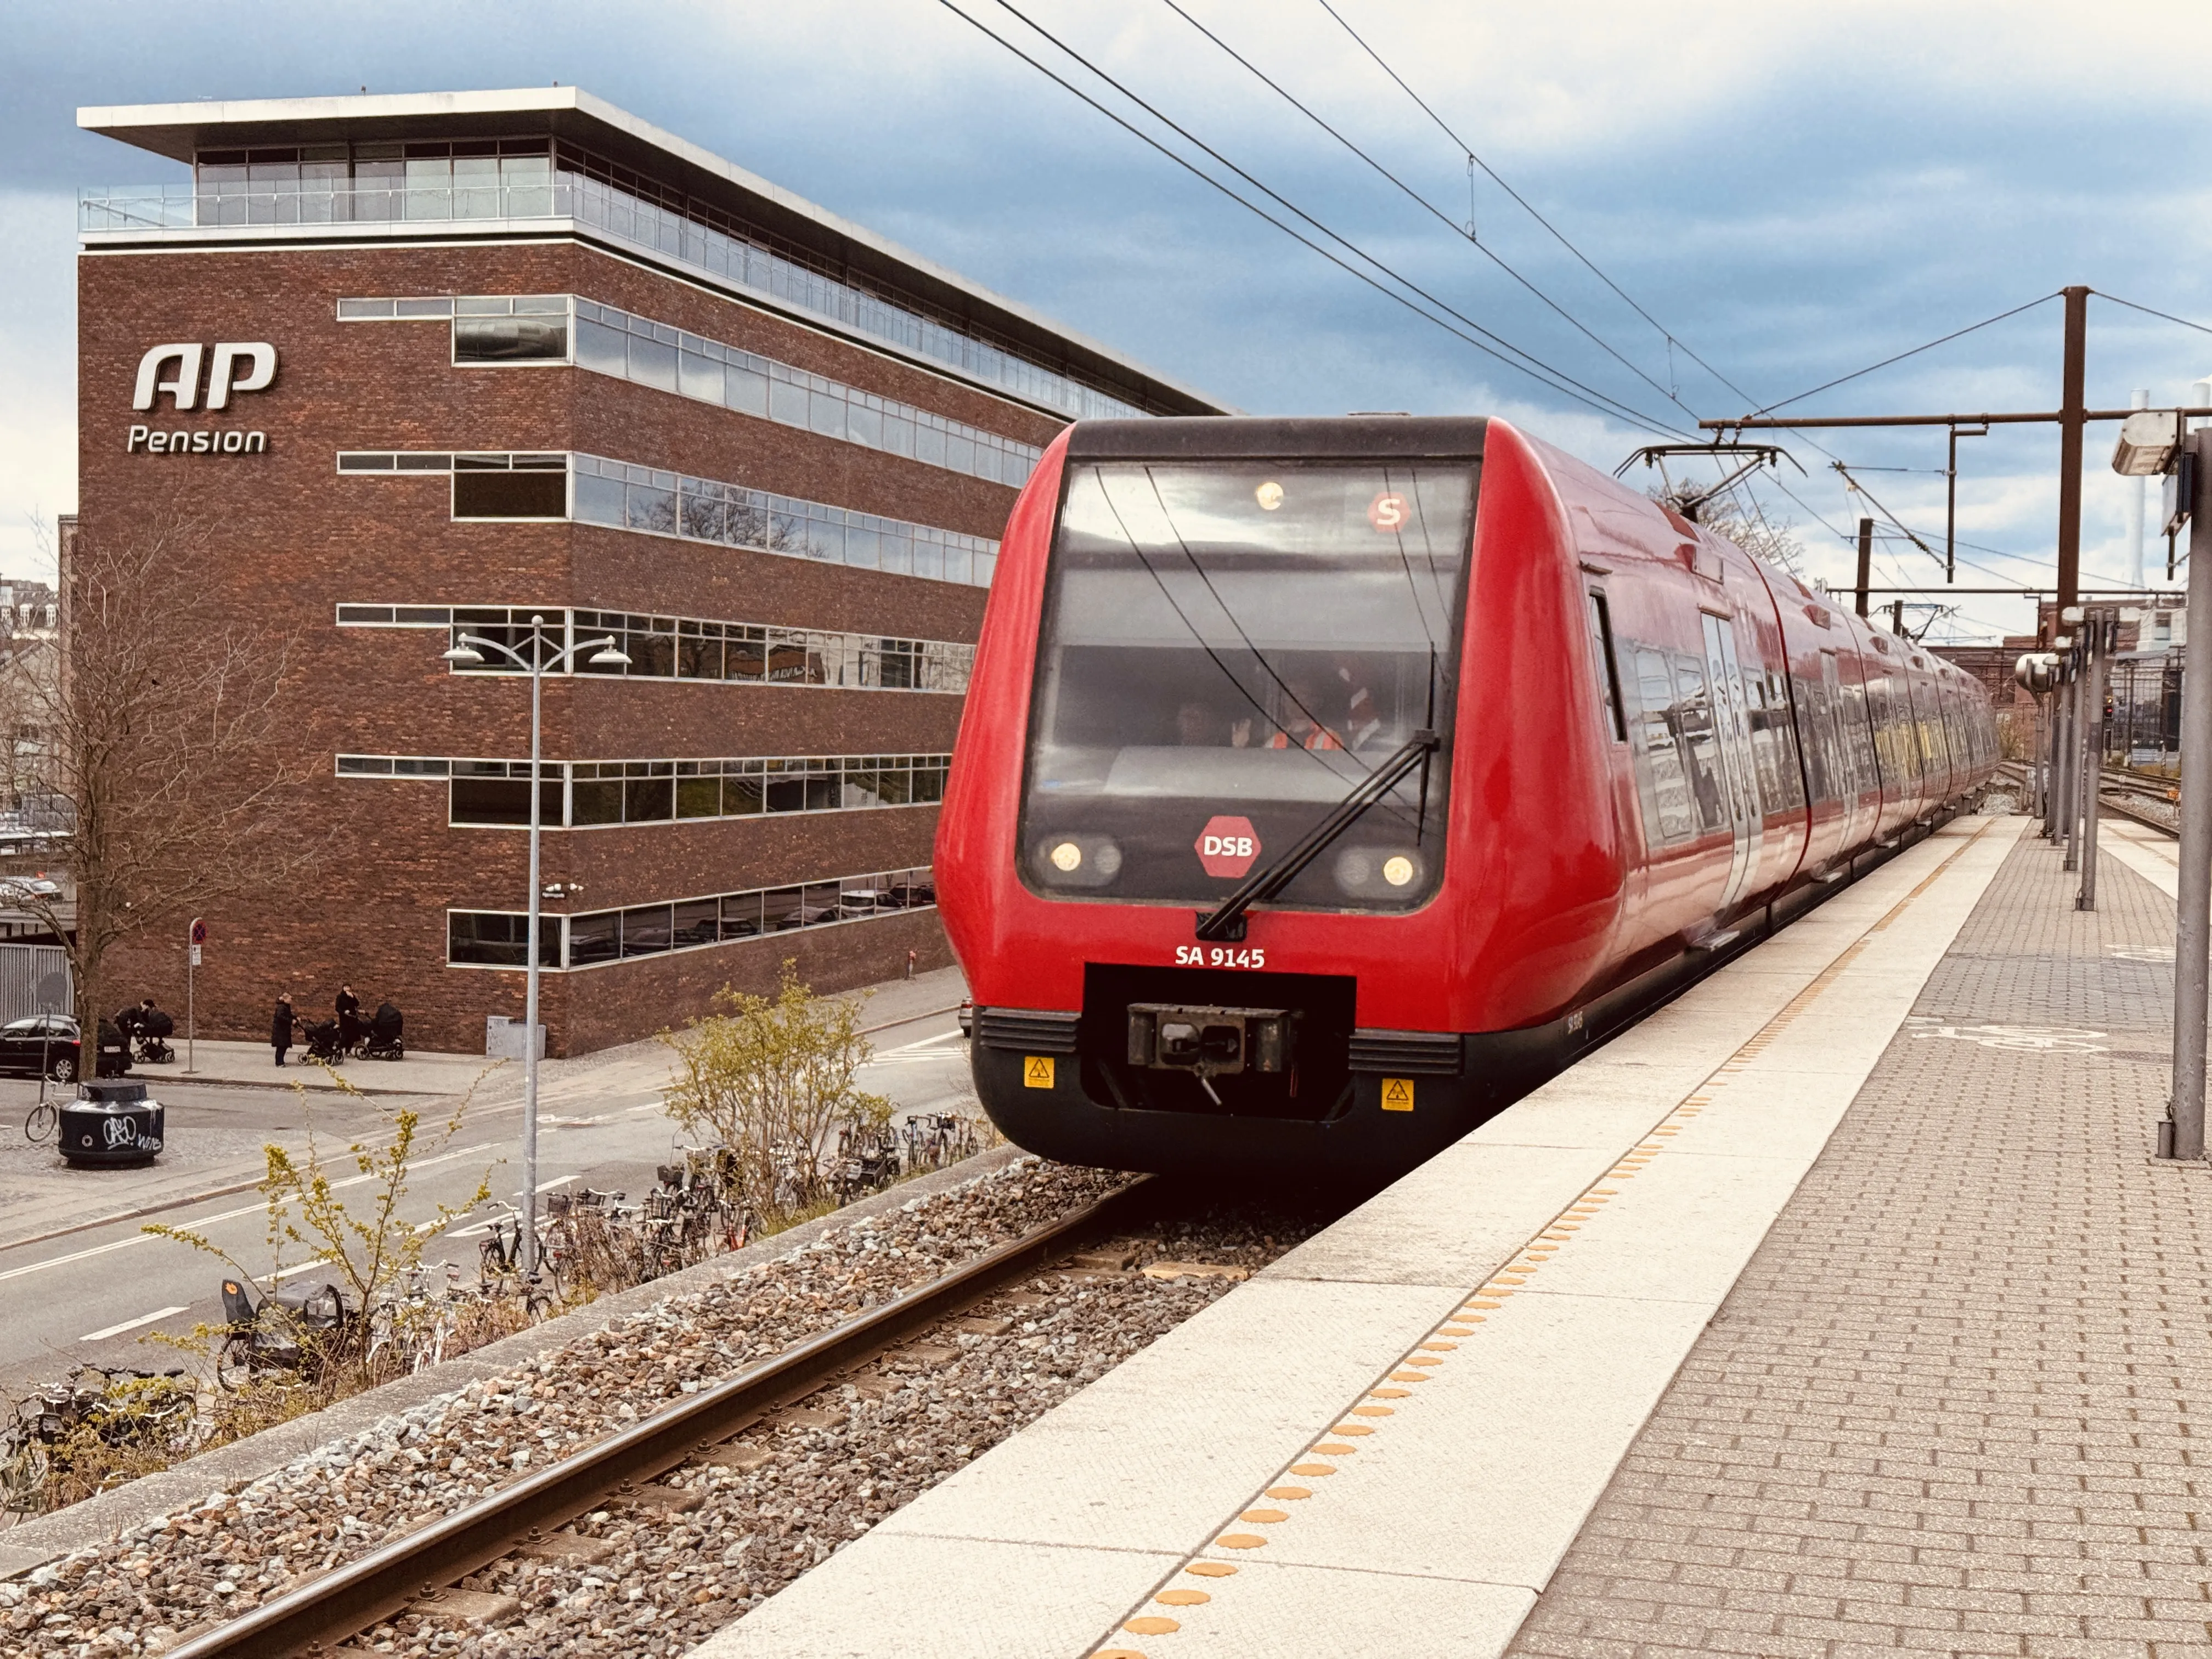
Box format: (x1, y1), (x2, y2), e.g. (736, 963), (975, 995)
(938, 416), (1605, 1181)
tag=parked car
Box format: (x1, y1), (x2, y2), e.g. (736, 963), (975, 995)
(0, 1015), (129, 1083)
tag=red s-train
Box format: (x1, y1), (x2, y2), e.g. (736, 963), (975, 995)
(935, 416), (1996, 1179)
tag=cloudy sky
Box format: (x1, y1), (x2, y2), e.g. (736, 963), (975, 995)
(7, 0), (2212, 642)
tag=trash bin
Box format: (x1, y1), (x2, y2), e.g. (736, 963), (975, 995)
(58, 1081), (164, 1168)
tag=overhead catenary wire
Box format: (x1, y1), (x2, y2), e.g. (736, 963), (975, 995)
(1310, 0), (1758, 411)
(1739, 292), (2062, 420)
(2096, 291), (2212, 340)
(935, 0), (1701, 441)
(1154, 0), (1700, 423)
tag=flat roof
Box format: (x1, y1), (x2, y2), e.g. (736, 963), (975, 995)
(78, 88), (1226, 418)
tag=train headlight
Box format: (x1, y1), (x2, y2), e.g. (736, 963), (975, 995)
(1255, 480), (1284, 511)
(1335, 846), (1422, 898)
(1034, 835), (1122, 888)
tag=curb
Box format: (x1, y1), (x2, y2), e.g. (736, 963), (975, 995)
(0, 1141), (1028, 1579)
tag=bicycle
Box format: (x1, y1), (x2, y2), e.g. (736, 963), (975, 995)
(0, 1364), (198, 1516)
(23, 1100), (55, 1144)
(475, 1203), (555, 1318)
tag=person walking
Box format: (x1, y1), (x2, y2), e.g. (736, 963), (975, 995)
(271, 992), (296, 1068)
(335, 984), (362, 1054)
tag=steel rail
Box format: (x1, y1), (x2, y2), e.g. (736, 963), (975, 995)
(164, 1177), (1156, 1659)
(1996, 761), (2179, 840)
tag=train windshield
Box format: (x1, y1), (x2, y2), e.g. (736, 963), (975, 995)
(1023, 459), (1475, 911)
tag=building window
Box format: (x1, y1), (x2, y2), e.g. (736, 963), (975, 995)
(340, 752), (952, 828)
(452, 296), (571, 363)
(448, 910), (560, 968)
(334, 452), (998, 588)
(452, 454), (567, 520)
(446, 866), (936, 970)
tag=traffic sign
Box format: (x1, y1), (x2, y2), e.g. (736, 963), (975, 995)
(190, 919), (207, 946)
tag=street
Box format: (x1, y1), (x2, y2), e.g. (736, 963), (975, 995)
(0, 1001), (975, 1398)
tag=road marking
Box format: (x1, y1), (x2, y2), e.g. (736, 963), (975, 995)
(0, 1140), (502, 1285)
(81, 1305), (190, 1342)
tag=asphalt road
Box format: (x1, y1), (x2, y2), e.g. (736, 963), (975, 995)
(0, 1009), (975, 1396)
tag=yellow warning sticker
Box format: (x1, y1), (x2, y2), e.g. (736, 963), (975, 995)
(1024, 1056), (1056, 1089)
(1381, 1077), (1415, 1111)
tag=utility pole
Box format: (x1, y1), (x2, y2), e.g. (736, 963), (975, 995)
(2055, 285), (2089, 611)
(2167, 426), (2212, 1160)
(2077, 613), (2106, 910)
(2129, 389), (2150, 590)
(1855, 517), (1872, 618)
(1890, 599), (1906, 639)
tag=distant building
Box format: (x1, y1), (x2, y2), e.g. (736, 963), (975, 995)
(74, 89), (1224, 1053)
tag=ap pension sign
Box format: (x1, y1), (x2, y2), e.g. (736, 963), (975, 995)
(126, 340), (279, 456)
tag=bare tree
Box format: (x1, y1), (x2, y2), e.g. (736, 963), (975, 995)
(7, 515), (319, 1042)
(1650, 483), (1809, 579)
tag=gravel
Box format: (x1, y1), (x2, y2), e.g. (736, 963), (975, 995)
(8, 1158), (1330, 1657)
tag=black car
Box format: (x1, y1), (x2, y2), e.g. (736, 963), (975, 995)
(0, 1015), (130, 1083)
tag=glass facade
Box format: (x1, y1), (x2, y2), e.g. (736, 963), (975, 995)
(335, 450), (998, 588)
(448, 865), (937, 970)
(83, 134), (1164, 421)
(336, 293), (1043, 491)
(335, 605), (974, 694)
(336, 752), (951, 828)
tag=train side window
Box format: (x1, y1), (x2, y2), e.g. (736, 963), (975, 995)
(1630, 647), (1695, 843)
(1585, 591), (1627, 743)
(1672, 652), (1729, 834)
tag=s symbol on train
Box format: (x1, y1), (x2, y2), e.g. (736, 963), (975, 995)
(1195, 815), (1260, 878)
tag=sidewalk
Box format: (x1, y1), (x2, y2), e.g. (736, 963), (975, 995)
(1506, 827), (2212, 1659)
(165, 963), (969, 1096)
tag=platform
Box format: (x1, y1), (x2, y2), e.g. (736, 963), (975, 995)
(687, 809), (2208, 1658)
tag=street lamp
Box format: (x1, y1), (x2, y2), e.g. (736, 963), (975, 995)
(442, 614), (629, 1274)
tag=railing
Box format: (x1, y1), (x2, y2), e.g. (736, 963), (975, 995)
(80, 176), (1150, 424)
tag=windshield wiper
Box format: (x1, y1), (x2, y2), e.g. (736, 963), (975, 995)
(1195, 730), (1440, 943)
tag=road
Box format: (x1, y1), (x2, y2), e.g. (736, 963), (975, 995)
(0, 1007), (974, 1396)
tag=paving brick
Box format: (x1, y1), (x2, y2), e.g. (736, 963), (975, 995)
(1507, 833), (2212, 1659)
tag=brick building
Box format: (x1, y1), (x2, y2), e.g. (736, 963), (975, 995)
(75, 89), (1222, 1053)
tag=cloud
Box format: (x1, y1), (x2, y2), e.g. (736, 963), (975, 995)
(10, 0), (2212, 635)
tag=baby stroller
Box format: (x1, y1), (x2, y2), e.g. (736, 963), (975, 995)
(134, 1008), (175, 1065)
(302, 1018), (345, 1063)
(362, 1001), (404, 1061)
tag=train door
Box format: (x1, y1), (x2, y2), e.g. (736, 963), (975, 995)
(1701, 611), (1761, 912)
(1820, 650), (1873, 850)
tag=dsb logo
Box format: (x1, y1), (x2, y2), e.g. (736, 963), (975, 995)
(1195, 815), (1261, 879)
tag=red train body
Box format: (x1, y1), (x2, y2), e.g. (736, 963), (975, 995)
(936, 417), (1996, 1179)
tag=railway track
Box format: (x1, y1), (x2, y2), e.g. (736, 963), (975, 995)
(1994, 761), (2179, 839)
(162, 1177), (1160, 1659)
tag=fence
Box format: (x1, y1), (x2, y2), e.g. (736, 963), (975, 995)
(0, 945), (71, 1023)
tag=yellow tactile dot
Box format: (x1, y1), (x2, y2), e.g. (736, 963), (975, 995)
(1313, 1441), (1358, 1454)
(1468, 1298), (1503, 1308)
(1441, 1324), (1476, 1335)
(1241, 1508), (1289, 1523)
(1332, 1423), (1376, 1435)
(1290, 1463), (1336, 1476)
(1266, 1486), (1312, 1500)
(1217, 1533), (1268, 1549)
(1351, 1404), (1394, 1417)
(1094, 1650), (1146, 1658)
(1593, 1188), (1621, 1194)
(1126, 1616), (1181, 1635)
(1374, 1384), (1415, 1395)
(1455, 1314), (1486, 1323)
(1420, 1341), (1458, 1351)
(1403, 1355), (1442, 1367)
(1187, 1561), (1238, 1577)
(1158, 1589), (1211, 1606)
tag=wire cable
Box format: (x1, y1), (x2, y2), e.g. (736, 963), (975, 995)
(944, 0), (1699, 439)
(1155, 0), (1699, 422)
(1310, 0), (1758, 410)
(2096, 292), (2212, 340)
(1739, 293), (2062, 419)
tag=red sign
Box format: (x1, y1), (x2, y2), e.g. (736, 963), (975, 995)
(1195, 815), (1261, 879)
(1368, 491), (1409, 532)
(190, 919), (208, 945)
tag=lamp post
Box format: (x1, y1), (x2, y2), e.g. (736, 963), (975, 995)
(442, 615), (629, 1272)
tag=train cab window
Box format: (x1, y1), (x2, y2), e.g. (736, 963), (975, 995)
(1023, 459), (1475, 910)
(1584, 591), (1627, 743)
